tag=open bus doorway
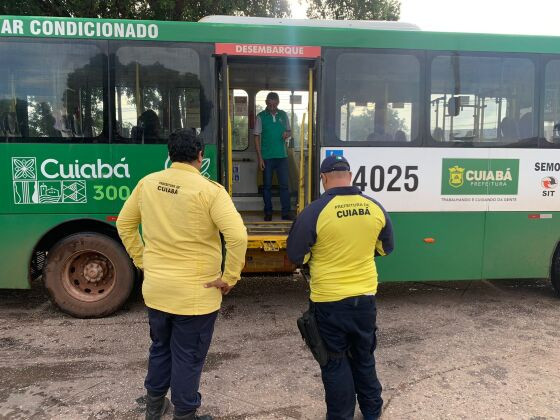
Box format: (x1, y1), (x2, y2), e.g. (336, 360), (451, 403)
(232, 88), (310, 217)
(217, 53), (319, 272)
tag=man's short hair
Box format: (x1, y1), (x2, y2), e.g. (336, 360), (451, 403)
(168, 129), (204, 163)
(266, 92), (280, 102)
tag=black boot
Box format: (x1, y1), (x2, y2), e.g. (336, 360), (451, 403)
(145, 391), (170, 420)
(173, 410), (213, 420)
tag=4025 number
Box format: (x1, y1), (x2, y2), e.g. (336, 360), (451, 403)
(93, 185), (131, 201)
(352, 165), (419, 192)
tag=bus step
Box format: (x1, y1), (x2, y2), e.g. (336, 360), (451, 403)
(245, 222), (291, 235)
(260, 241), (278, 252)
(247, 235), (287, 251)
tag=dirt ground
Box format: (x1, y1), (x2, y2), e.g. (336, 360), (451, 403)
(0, 275), (559, 420)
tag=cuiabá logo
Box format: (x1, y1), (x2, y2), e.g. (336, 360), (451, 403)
(441, 158), (519, 195)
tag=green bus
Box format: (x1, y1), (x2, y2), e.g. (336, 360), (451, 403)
(2, 15), (560, 317)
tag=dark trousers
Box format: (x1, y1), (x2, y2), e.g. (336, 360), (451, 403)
(144, 308), (218, 415)
(314, 295), (383, 420)
(263, 157), (291, 216)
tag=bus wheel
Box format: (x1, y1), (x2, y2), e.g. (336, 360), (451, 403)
(43, 232), (134, 318)
(552, 247), (560, 296)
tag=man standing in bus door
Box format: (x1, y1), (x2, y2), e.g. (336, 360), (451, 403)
(117, 129), (247, 420)
(254, 91), (293, 221)
(287, 155), (394, 420)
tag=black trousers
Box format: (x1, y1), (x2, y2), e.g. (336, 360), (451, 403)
(144, 307), (218, 415)
(314, 295), (383, 420)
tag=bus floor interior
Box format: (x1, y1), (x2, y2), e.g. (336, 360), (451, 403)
(226, 58), (314, 236)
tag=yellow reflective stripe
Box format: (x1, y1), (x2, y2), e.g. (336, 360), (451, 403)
(375, 240), (386, 256)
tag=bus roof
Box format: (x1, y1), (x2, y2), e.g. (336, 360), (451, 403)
(199, 15), (421, 31)
(1, 15), (560, 55)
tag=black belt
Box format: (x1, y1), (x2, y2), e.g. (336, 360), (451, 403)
(312, 294), (374, 307)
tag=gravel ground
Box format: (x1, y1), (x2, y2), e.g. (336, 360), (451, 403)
(0, 275), (559, 419)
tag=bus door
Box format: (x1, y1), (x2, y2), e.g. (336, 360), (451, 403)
(215, 44), (320, 272)
(217, 54), (232, 196)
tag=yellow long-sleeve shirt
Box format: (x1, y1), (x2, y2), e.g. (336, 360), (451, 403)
(116, 162), (248, 315)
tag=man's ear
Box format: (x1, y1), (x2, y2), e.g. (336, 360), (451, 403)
(198, 150), (203, 163)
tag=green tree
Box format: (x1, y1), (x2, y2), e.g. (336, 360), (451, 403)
(0, 0), (291, 21)
(307, 0), (400, 20)
(346, 108), (406, 141)
(28, 100), (58, 137)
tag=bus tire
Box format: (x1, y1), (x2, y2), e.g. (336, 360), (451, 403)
(43, 232), (134, 318)
(552, 246), (560, 296)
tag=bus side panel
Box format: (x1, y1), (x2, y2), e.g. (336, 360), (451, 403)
(1, 214), (62, 288)
(482, 212), (558, 279)
(377, 212), (485, 282)
(481, 149), (560, 279)
(0, 215), (40, 288)
(0, 214), (114, 289)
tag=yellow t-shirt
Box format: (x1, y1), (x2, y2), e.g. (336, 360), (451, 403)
(117, 162), (247, 315)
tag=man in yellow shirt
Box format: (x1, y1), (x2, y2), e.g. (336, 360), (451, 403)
(117, 129), (247, 420)
(287, 155), (394, 420)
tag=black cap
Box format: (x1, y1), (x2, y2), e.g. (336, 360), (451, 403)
(320, 154), (350, 173)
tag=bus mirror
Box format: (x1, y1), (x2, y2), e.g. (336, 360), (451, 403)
(448, 97), (461, 117)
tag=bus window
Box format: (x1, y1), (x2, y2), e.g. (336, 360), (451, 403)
(0, 40), (106, 142)
(114, 45), (205, 144)
(544, 60), (560, 145)
(334, 52), (420, 143)
(430, 55), (535, 145)
(231, 90), (249, 151)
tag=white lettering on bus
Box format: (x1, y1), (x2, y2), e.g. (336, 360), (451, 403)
(114, 23), (124, 38)
(465, 169), (512, 182)
(40, 158), (130, 179)
(1, 19), (24, 35)
(1, 19), (11, 34)
(30, 20), (41, 35)
(67, 21), (77, 36)
(114, 157), (130, 178)
(54, 20), (65, 36)
(84, 22), (95, 37)
(234, 44), (305, 56)
(41, 159), (59, 179)
(42, 20), (54, 35)
(101, 22), (113, 37)
(80, 164), (95, 178)
(3, 19), (158, 39)
(125, 24), (136, 38)
(148, 24), (158, 38)
(136, 24), (147, 38)
(59, 163), (75, 179)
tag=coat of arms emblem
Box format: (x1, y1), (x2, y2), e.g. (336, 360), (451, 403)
(448, 165), (465, 188)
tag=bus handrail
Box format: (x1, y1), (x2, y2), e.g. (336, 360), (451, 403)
(298, 113), (306, 214)
(307, 68), (313, 206)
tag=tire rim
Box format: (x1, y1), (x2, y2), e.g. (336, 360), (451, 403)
(61, 249), (117, 302)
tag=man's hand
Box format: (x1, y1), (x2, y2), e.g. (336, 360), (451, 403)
(282, 131), (291, 140)
(258, 158), (265, 171)
(204, 278), (234, 295)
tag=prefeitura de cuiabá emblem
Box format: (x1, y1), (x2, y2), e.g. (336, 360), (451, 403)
(448, 165), (465, 188)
